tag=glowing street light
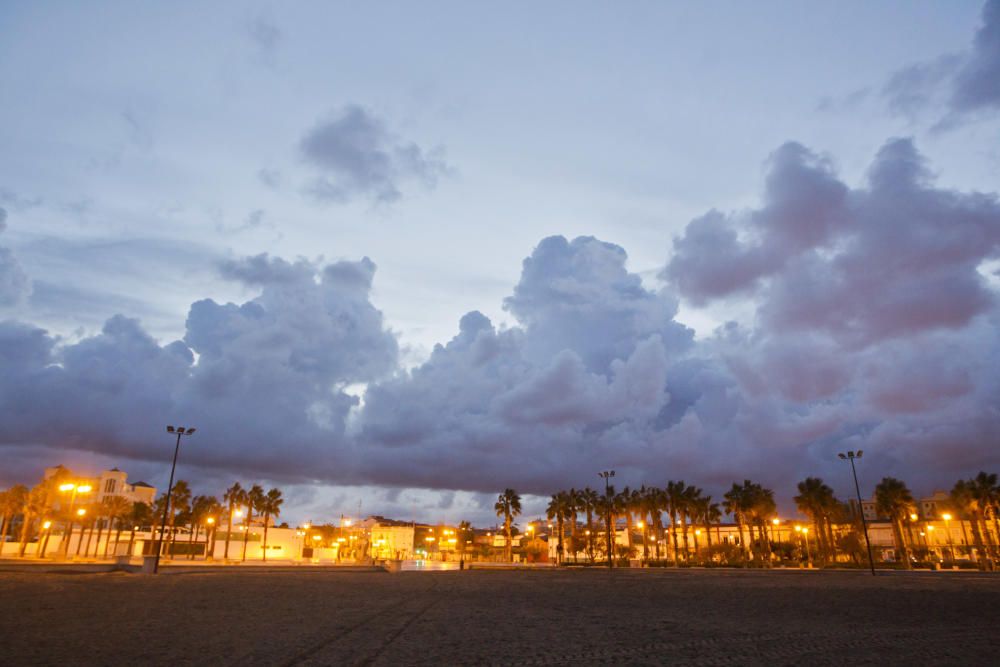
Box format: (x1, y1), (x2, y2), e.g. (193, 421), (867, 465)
(838, 450), (876, 576)
(942, 513), (955, 561)
(58, 482), (93, 557)
(38, 520), (54, 558)
(155, 425), (196, 573)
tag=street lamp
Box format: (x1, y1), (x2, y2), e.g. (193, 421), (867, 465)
(838, 450), (876, 576)
(39, 520), (53, 558)
(795, 526), (812, 567)
(942, 513), (955, 562)
(154, 425), (196, 574)
(58, 482), (92, 558)
(598, 470), (615, 569)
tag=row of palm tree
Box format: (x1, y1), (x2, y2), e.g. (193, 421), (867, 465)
(538, 470), (1000, 568)
(0, 472), (155, 559)
(0, 474), (285, 562)
(219, 482), (284, 562)
(871, 472), (1000, 570)
(543, 482), (726, 565)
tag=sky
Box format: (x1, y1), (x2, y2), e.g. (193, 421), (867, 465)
(1, 1), (999, 527)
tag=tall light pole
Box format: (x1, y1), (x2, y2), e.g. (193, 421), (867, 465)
(838, 450), (876, 576)
(598, 470), (615, 569)
(942, 512), (955, 563)
(154, 425), (195, 574)
(58, 482), (92, 558)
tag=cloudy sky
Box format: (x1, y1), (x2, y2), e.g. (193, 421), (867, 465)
(2, 1), (999, 526)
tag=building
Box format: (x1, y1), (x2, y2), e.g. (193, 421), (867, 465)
(43, 465), (157, 507)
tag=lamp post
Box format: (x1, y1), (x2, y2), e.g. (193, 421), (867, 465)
(205, 517), (215, 560)
(154, 425), (195, 574)
(58, 482), (92, 558)
(942, 513), (955, 563)
(838, 450), (876, 576)
(39, 520), (53, 558)
(598, 470), (615, 569)
(74, 508), (87, 556)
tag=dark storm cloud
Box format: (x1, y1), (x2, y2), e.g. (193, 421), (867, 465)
(883, 1), (1000, 122)
(300, 105), (450, 203)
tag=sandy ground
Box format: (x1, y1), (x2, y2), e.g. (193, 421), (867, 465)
(1, 568), (997, 666)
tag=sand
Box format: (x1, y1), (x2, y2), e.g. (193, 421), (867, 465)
(1, 567), (997, 665)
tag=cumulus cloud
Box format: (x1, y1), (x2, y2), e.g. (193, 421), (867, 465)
(0, 255), (398, 482)
(2, 138), (1000, 507)
(666, 138), (1000, 347)
(300, 105), (450, 203)
(883, 1), (1000, 123)
(663, 142), (848, 306)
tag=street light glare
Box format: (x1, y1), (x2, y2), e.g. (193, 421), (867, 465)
(59, 483), (75, 492)
(77, 485), (92, 493)
(77, 508), (86, 516)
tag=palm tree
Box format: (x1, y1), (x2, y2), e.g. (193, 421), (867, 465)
(242, 484), (265, 562)
(102, 496), (132, 559)
(126, 501), (152, 557)
(644, 486), (666, 561)
(679, 484), (702, 560)
(693, 494), (721, 563)
(494, 489), (522, 562)
(546, 492), (569, 564)
(223, 482), (245, 560)
(259, 488), (284, 562)
(615, 486), (638, 551)
(747, 482), (777, 564)
(967, 472), (999, 563)
(0, 486), (27, 556)
(186, 495), (212, 560)
(665, 481), (687, 564)
(951, 479), (995, 568)
(794, 477), (839, 565)
(723, 482), (752, 565)
(875, 477), (915, 570)
(165, 480), (192, 558)
(18, 484), (48, 557)
(566, 488), (581, 562)
(581, 487), (598, 562)
(598, 485), (617, 565)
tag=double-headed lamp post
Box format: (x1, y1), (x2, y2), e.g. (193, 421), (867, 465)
(598, 470), (615, 569)
(838, 450), (876, 576)
(58, 482), (92, 557)
(154, 425), (195, 574)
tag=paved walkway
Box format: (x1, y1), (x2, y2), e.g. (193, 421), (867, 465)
(1, 568), (997, 665)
